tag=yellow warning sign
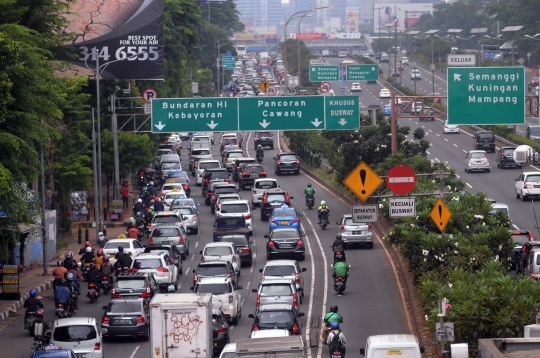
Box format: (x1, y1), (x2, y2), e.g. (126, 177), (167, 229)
(342, 161), (383, 201)
(259, 80), (270, 94)
(430, 198), (452, 232)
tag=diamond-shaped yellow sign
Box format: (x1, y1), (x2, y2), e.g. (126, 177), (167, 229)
(342, 162), (383, 201)
(259, 80), (270, 94)
(430, 198), (452, 232)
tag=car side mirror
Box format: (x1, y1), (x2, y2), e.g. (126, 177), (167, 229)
(299, 312), (305, 317)
(259, 268), (263, 273)
(297, 287), (303, 291)
(249, 241), (254, 245)
(196, 210), (200, 215)
(272, 157), (276, 160)
(199, 250), (203, 254)
(252, 288), (257, 293)
(197, 203), (201, 206)
(360, 348), (366, 356)
(515, 178), (518, 181)
(192, 269), (196, 273)
(248, 314), (255, 319)
(336, 221), (340, 225)
(237, 284), (243, 290)
(301, 232), (306, 237)
(102, 306), (108, 310)
(289, 196), (294, 200)
(463, 156), (467, 159)
(143, 245), (147, 248)
(301, 268), (307, 272)
(238, 188), (242, 192)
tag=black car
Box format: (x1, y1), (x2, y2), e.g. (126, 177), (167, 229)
(248, 303), (304, 335)
(232, 158), (257, 182)
(212, 308), (230, 354)
(511, 231), (534, 270)
(239, 164), (267, 190)
(260, 189), (293, 221)
(274, 153), (300, 176)
(254, 131), (274, 149)
(101, 298), (150, 341)
(473, 131), (495, 153)
(112, 272), (159, 302)
(496, 147), (518, 169)
(144, 243), (183, 271)
(201, 168), (230, 197)
(210, 184), (238, 207)
(192, 260), (239, 286)
(265, 228), (306, 261)
(517, 241), (540, 274)
(220, 234), (254, 266)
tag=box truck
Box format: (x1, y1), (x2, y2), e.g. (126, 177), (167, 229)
(235, 336), (306, 357)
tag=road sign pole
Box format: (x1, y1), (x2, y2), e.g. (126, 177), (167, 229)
(340, 62), (345, 96)
(391, 92), (397, 153)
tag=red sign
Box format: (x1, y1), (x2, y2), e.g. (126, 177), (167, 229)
(320, 82), (332, 93)
(295, 33), (324, 40)
(386, 165), (416, 195)
(142, 88), (158, 103)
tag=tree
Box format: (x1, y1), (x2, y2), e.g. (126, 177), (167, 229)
(194, 68), (214, 97)
(198, 0), (244, 33)
(279, 39), (317, 87)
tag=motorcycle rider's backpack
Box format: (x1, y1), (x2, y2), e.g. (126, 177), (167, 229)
(330, 331), (343, 350)
(101, 264), (112, 276)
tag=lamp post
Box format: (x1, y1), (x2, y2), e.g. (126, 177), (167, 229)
(375, 6), (385, 60)
(471, 28), (488, 67)
(524, 34), (540, 122)
(501, 26), (524, 67)
(413, 61), (417, 94)
(425, 30), (439, 95)
(297, 13), (314, 94)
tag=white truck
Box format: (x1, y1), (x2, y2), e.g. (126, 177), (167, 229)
(235, 336), (306, 357)
(150, 293), (213, 358)
(360, 334), (425, 358)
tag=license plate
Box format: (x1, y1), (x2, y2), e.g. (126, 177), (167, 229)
(535, 185), (540, 188)
(115, 319), (132, 325)
(476, 161), (483, 164)
(250, 174), (259, 178)
(352, 231), (362, 235)
(280, 243), (292, 248)
(332, 355), (341, 358)
(280, 221), (289, 225)
(75, 354), (86, 358)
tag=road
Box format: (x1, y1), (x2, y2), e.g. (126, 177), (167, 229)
(0, 132), (408, 357)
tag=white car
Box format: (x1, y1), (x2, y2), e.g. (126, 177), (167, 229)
(197, 160), (222, 185)
(221, 132), (238, 144)
(379, 88), (391, 98)
(214, 193), (242, 216)
(163, 191), (188, 207)
(411, 69), (422, 80)
(103, 238), (145, 265)
(200, 242), (241, 273)
(401, 57), (409, 65)
(252, 178), (279, 206)
(224, 150), (245, 170)
(193, 277), (242, 325)
(250, 329), (291, 338)
(131, 252), (179, 292)
(515, 172), (540, 201)
(443, 120), (460, 134)
(52, 317), (104, 358)
(220, 343), (236, 358)
(160, 183), (186, 199)
(216, 199), (253, 234)
(350, 83), (362, 92)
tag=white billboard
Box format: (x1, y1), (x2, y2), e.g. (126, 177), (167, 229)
(373, 3), (433, 31)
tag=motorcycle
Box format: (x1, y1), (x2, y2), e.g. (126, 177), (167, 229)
(306, 195), (315, 209)
(87, 282), (100, 303)
(25, 312), (37, 336)
(330, 347), (345, 358)
(319, 209), (329, 229)
(81, 263), (91, 281)
(100, 275), (111, 294)
(32, 325), (51, 352)
(256, 155), (263, 164)
(333, 250), (345, 263)
(137, 225), (145, 240)
(333, 275), (346, 295)
(55, 302), (68, 319)
(138, 175), (146, 189)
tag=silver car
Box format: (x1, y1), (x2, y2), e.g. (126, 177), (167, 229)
(464, 150), (490, 173)
(336, 214), (373, 248)
(252, 278), (302, 308)
(259, 260), (307, 299)
(150, 225), (190, 259)
(174, 206), (199, 235)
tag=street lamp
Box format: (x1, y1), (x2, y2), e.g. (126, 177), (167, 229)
(471, 28), (488, 67)
(375, 6), (385, 60)
(297, 13), (314, 94)
(216, 40), (232, 96)
(413, 61), (417, 94)
(501, 26), (524, 66)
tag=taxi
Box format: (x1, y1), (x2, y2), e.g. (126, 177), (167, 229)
(379, 88), (391, 98)
(102, 238), (145, 265)
(163, 189), (187, 208)
(269, 205), (301, 232)
(160, 183), (187, 199)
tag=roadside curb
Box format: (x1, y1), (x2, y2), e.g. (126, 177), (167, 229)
(0, 279), (52, 323)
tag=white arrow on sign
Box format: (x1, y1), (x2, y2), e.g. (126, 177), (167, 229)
(154, 121), (166, 131)
(338, 118), (348, 126)
(371, 67), (376, 71)
(453, 73), (461, 81)
(311, 118), (323, 127)
(207, 120), (219, 129)
(259, 119), (271, 128)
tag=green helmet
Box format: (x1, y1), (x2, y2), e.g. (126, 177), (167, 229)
(257, 144), (262, 148)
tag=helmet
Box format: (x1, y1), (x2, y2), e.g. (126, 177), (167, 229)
(137, 198), (142, 203)
(66, 273), (73, 281)
(150, 181), (154, 186)
(321, 200), (326, 206)
(118, 245), (124, 251)
(154, 197), (160, 202)
(307, 183), (312, 187)
(117, 234), (126, 239)
(330, 305), (338, 313)
(65, 253), (70, 258)
(84, 241), (90, 247)
(68, 252), (73, 258)
(98, 232), (104, 237)
(331, 322), (340, 330)
(86, 246), (92, 253)
(130, 217), (136, 223)
(103, 256), (110, 262)
(29, 289), (37, 297)
(97, 249), (103, 255)
(147, 209), (152, 214)
(136, 212), (141, 217)
(257, 144), (262, 148)
(130, 223), (136, 228)
(36, 309), (44, 317)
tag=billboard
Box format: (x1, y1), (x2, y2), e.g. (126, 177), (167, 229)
(345, 7), (359, 33)
(373, 3), (433, 30)
(59, 0), (164, 80)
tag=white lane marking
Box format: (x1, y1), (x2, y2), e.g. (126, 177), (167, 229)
(426, 151), (430, 155)
(444, 138), (449, 142)
(230, 325), (235, 331)
(436, 134), (440, 137)
(428, 129), (432, 132)
(129, 346), (141, 358)
(184, 268), (189, 276)
(195, 241), (198, 248)
(247, 281), (251, 288)
(434, 158), (440, 162)
(466, 183), (473, 188)
(455, 174), (460, 179)
(462, 150), (467, 153)
(250, 266), (254, 273)
(513, 224), (520, 230)
(453, 144), (458, 148)
(190, 254), (195, 261)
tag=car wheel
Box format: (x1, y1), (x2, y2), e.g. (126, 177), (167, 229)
(261, 214), (267, 221)
(193, 227), (198, 235)
(497, 162), (500, 168)
(368, 243), (374, 249)
(142, 326), (150, 341)
(181, 253), (187, 260)
(464, 168), (468, 172)
(267, 252), (271, 260)
(486, 169), (490, 173)
(186, 245), (190, 256)
(231, 313), (239, 325)
(522, 192), (527, 201)
(295, 170), (300, 175)
(211, 207), (215, 214)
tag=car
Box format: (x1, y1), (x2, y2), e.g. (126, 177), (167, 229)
(189, 147), (212, 171)
(496, 146), (518, 169)
(515, 172), (540, 201)
(510, 230), (534, 269)
(193, 260), (239, 287)
(384, 103), (393, 116)
(269, 205), (301, 232)
(191, 155), (214, 176)
(517, 241), (540, 274)
(163, 191), (188, 208)
(443, 120), (460, 134)
(196, 160), (221, 185)
(411, 69), (422, 80)
(191, 277), (243, 324)
(160, 183), (187, 199)
(338, 51), (347, 58)
(379, 88), (391, 98)
(232, 158), (257, 182)
(391, 69), (400, 77)
(250, 329), (291, 338)
(216, 199), (254, 234)
(131, 251), (179, 292)
(162, 176), (191, 196)
(221, 132), (238, 144)
(259, 259), (306, 294)
(265, 228), (305, 261)
(252, 278), (301, 308)
(214, 193), (241, 215)
(220, 137), (239, 152)
(151, 211), (185, 230)
(238, 164), (267, 190)
(160, 161), (182, 181)
(166, 170), (191, 188)
(247, 304), (304, 335)
(144, 243), (183, 270)
(102, 238), (145, 266)
(170, 197), (199, 212)
(219, 234), (254, 267)
(179, 132), (190, 141)
(174, 206), (199, 234)
(261, 189), (293, 221)
(252, 178), (279, 207)
(31, 350), (78, 358)
(101, 298), (150, 341)
(473, 131), (495, 152)
(209, 183), (238, 208)
(211, 308), (231, 355)
(401, 57), (409, 65)
(274, 152), (300, 175)
(350, 82), (362, 92)
(224, 150), (245, 171)
(201, 242), (241, 273)
(221, 144), (240, 160)
(380, 54), (389, 63)
(149, 224), (189, 259)
(202, 168), (231, 196)
(254, 131), (274, 149)
(526, 125), (540, 142)
(51, 317), (103, 358)
(464, 150), (490, 173)
(336, 214), (373, 248)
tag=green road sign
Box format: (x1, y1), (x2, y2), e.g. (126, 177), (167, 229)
(152, 98), (239, 132)
(447, 67), (525, 125)
(152, 96), (360, 132)
(309, 65), (340, 82)
(222, 56), (236, 70)
(346, 64), (379, 81)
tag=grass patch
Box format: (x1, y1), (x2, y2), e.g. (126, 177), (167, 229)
(300, 161), (356, 200)
(56, 237), (69, 252)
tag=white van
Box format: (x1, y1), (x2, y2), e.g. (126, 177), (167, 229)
(52, 317), (104, 358)
(360, 334), (424, 358)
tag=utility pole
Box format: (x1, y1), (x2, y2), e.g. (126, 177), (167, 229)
(95, 52), (103, 231)
(40, 144), (48, 275)
(92, 108), (99, 241)
(111, 94), (120, 200)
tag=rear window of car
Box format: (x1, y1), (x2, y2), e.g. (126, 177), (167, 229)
(53, 325), (97, 342)
(529, 127), (540, 135)
(264, 265), (295, 276)
(117, 278), (146, 289)
(199, 162), (220, 170)
(205, 247), (233, 256)
(221, 236), (247, 246)
(106, 300), (141, 313)
(273, 209), (296, 217)
(256, 131), (271, 136)
(134, 258), (163, 269)
(192, 149), (211, 156)
(503, 148), (515, 155)
(278, 155), (297, 161)
(154, 216), (179, 225)
(266, 193), (286, 202)
(215, 187), (237, 195)
(176, 208), (194, 215)
(244, 165), (263, 173)
(196, 264), (228, 276)
(207, 171), (228, 180)
(162, 162), (180, 170)
(271, 231), (299, 240)
(196, 283), (230, 294)
(478, 133), (494, 139)
(228, 152), (244, 159)
(152, 227), (180, 237)
(163, 185), (183, 191)
(220, 203), (249, 213)
(512, 234), (530, 244)
(165, 193), (184, 200)
(256, 181), (277, 189)
(470, 152), (487, 159)
(261, 284), (292, 296)
(525, 175), (540, 182)
(259, 311), (294, 324)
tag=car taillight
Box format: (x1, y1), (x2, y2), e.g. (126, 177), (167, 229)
(293, 218), (299, 223)
(129, 268), (139, 272)
(111, 287), (122, 298)
(229, 294), (233, 304)
(235, 166), (240, 171)
(292, 323), (299, 334)
(94, 342), (101, 351)
(295, 272), (300, 284)
(242, 248), (250, 253)
(340, 224), (345, 232)
(253, 324), (259, 331)
(278, 160), (283, 165)
(245, 214), (251, 220)
(179, 236), (184, 244)
(102, 316), (110, 324)
(296, 240), (303, 247)
(242, 172), (249, 177)
(268, 241), (275, 247)
(524, 182), (529, 189)
(225, 178), (230, 183)
(253, 190), (257, 194)
(201, 254), (205, 261)
(156, 267), (170, 272)
(149, 237), (153, 244)
(170, 256), (175, 263)
(136, 315), (146, 324)
(140, 286), (152, 298)
(217, 325), (227, 336)
(260, 171), (266, 176)
(270, 219), (276, 223)
(232, 255), (237, 262)
(368, 223), (372, 231)
(294, 160), (299, 165)
(269, 136), (273, 139)
(292, 293), (298, 306)
(256, 293), (261, 306)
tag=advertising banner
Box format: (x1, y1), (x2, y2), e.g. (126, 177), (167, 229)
(234, 33), (255, 41)
(345, 7), (359, 33)
(373, 3), (433, 30)
(59, 0), (164, 80)
(290, 33), (325, 40)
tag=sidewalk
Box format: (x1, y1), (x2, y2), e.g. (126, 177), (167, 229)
(0, 176), (136, 322)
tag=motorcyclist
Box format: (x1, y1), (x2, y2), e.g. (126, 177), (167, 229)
(126, 216), (136, 231)
(51, 265), (67, 291)
(67, 266), (82, 291)
(33, 308), (51, 342)
(62, 252), (76, 270)
(133, 198), (144, 214)
(304, 183), (316, 205)
(78, 241), (92, 256)
(54, 280), (73, 316)
(127, 223), (139, 239)
(115, 245), (126, 263)
(332, 256), (350, 286)
(332, 235), (346, 262)
(256, 144), (264, 159)
(97, 232), (108, 248)
(324, 305), (343, 327)
(144, 209), (153, 226)
(65, 272), (81, 312)
(82, 246), (95, 265)
(147, 181), (156, 196)
(326, 322), (348, 357)
(135, 211), (145, 227)
(117, 250), (133, 271)
(317, 200), (330, 224)
(86, 264), (101, 295)
(100, 255), (114, 286)
(94, 248), (104, 269)
(24, 289), (44, 328)
(153, 197), (164, 213)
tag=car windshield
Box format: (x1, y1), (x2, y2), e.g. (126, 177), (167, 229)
(266, 193), (286, 202)
(470, 153), (487, 159)
(192, 150), (211, 156)
(256, 181), (277, 189)
(215, 187), (237, 195)
(512, 234), (530, 244)
(221, 236), (247, 246)
(106, 300), (141, 313)
(261, 284), (292, 296)
(478, 133), (493, 139)
(343, 218), (363, 226)
(279, 155), (297, 161)
(169, 172), (187, 179)
(264, 265), (295, 276)
(177, 208), (194, 215)
(196, 264), (228, 276)
(196, 283), (230, 294)
(526, 175), (540, 182)
(271, 230), (300, 239)
(244, 165), (263, 173)
(134, 259), (162, 269)
(209, 171), (228, 180)
(171, 199), (195, 207)
(53, 325), (97, 342)
(205, 247), (232, 256)
(152, 228), (180, 237)
(200, 162), (220, 169)
(116, 278), (147, 289)
(154, 216), (179, 224)
(259, 311), (294, 324)
(165, 194), (184, 200)
(162, 163), (180, 170)
(490, 208), (508, 216)
(503, 148), (515, 155)
(273, 209), (295, 217)
(529, 127), (540, 135)
(163, 185), (183, 191)
(220, 204), (248, 213)
(228, 152), (244, 159)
